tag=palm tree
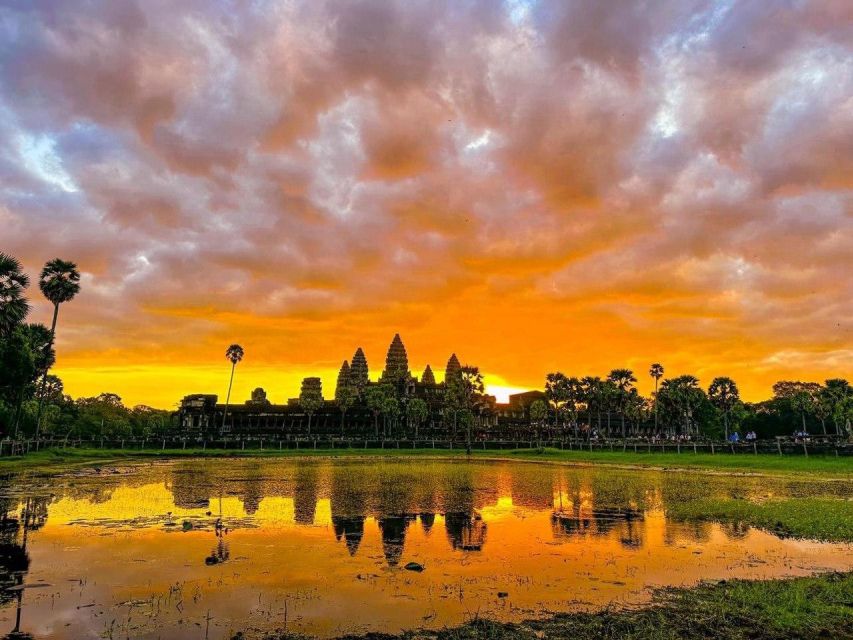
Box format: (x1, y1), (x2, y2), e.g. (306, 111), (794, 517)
(222, 344), (244, 431)
(607, 369), (637, 437)
(708, 376), (739, 440)
(35, 259), (80, 436)
(0, 253), (30, 336)
(649, 364), (664, 433)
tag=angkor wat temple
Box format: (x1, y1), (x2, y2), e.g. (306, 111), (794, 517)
(178, 334), (545, 439)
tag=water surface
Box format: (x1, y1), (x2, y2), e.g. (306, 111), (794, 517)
(0, 458), (850, 639)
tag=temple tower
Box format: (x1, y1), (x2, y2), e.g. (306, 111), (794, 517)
(349, 348), (369, 395)
(381, 333), (411, 385)
(445, 353), (461, 384)
(421, 364), (436, 385)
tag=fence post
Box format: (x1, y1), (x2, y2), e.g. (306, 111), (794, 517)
(260, 439), (264, 451)
(693, 443), (697, 454)
(710, 442), (715, 455)
(777, 440), (782, 456)
(802, 441), (808, 457)
(162, 439), (166, 450)
(753, 442), (757, 455)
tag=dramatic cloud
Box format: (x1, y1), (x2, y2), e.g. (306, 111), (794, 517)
(1, 0), (851, 406)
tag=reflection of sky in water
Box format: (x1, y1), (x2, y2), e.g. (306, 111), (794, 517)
(0, 459), (851, 639)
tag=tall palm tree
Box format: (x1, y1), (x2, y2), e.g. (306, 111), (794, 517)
(709, 376), (739, 440)
(35, 259), (80, 436)
(607, 369), (637, 437)
(649, 363), (664, 433)
(222, 344), (244, 432)
(0, 253), (30, 335)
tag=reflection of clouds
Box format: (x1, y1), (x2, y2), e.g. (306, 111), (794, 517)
(1, 2), (850, 403)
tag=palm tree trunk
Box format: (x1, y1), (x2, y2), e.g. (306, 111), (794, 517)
(340, 410), (346, 437)
(653, 379), (659, 433)
(307, 413), (312, 436)
(34, 303), (61, 438)
(222, 361), (236, 432)
(724, 410), (729, 440)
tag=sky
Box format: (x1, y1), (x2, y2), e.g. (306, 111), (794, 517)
(1, 0), (851, 409)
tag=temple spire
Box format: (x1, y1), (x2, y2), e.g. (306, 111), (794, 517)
(381, 333), (410, 385)
(445, 353), (461, 384)
(349, 348), (369, 396)
(421, 364), (436, 386)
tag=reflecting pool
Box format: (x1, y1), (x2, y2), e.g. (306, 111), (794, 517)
(0, 458), (850, 639)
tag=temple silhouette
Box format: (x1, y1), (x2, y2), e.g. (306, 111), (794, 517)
(178, 333), (545, 439)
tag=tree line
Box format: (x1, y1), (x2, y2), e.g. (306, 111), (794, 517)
(530, 366), (852, 440)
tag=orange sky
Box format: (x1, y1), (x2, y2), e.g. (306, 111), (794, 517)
(3, 1), (851, 408)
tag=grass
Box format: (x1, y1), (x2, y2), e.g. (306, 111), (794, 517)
(245, 572), (853, 640)
(667, 497), (853, 542)
(1, 445), (851, 477)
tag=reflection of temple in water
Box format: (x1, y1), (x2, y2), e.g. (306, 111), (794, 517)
(445, 512), (487, 551)
(551, 506), (645, 549)
(294, 464), (320, 525)
(419, 512), (435, 534)
(332, 516), (366, 556)
(377, 515), (417, 566)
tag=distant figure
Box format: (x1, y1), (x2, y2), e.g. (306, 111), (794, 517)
(728, 431), (740, 443)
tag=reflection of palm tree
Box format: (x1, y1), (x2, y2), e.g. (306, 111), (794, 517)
(0, 499), (35, 639)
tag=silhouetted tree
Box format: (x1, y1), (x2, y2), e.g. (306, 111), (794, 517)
(529, 399), (547, 450)
(35, 259), (80, 437)
(406, 397), (428, 438)
(822, 379), (851, 435)
(545, 372), (568, 428)
(709, 377), (739, 440)
(649, 363), (664, 432)
(222, 344), (244, 431)
(0, 253), (29, 337)
(459, 366), (484, 454)
(607, 369), (637, 437)
(365, 384), (394, 438)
